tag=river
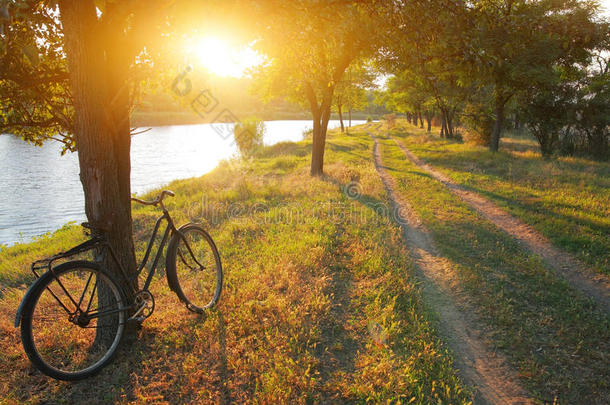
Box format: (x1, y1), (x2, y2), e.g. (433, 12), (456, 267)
(0, 120), (364, 246)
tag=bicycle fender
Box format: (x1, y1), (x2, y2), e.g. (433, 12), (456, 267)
(14, 273), (51, 327)
(165, 223), (196, 295)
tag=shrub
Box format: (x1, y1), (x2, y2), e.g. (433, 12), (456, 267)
(366, 116), (373, 123)
(302, 127), (313, 139)
(462, 102), (494, 146)
(234, 117), (265, 157)
(383, 113), (397, 129)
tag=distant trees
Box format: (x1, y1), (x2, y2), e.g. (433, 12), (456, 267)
(379, 0), (609, 158)
(379, 0), (472, 140)
(334, 63), (375, 132)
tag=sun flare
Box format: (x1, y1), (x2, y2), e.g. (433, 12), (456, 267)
(191, 36), (263, 78)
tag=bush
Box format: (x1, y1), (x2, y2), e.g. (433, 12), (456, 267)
(366, 116), (373, 123)
(302, 128), (313, 139)
(234, 117), (265, 157)
(462, 102), (494, 146)
(383, 113), (397, 129)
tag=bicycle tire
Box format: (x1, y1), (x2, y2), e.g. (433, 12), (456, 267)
(166, 224), (222, 313)
(20, 260), (127, 380)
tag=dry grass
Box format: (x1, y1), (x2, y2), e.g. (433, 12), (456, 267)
(0, 125), (471, 404)
(375, 123), (609, 403)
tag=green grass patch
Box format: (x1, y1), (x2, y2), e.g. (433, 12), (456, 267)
(0, 125), (471, 404)
(375, 129), (609, 404)
(390, 121), (610, 275)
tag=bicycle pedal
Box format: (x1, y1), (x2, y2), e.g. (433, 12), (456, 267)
(127, 315), (146, 323)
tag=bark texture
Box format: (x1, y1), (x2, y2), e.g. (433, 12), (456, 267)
(59, 0), (138, 297)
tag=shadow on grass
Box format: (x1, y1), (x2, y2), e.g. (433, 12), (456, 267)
(311, 224), (360, 401)
(323, 174), (394, 224)
(463, 183), (610, 234)
(382, 165), (610, 402)
(22, 309), (231, 404)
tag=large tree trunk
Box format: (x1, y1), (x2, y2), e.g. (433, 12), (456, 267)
(490, 95), (506, 152)
(310, 94), (333, 176)
(311, 111), (324, 176)
(305, 51), (351, 176)
(59, 0), (138, 300)
(418, 111), (424, 128)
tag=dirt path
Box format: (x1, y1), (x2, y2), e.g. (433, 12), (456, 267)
(389, 135), (610, 313)
(370, 131), (532, 405)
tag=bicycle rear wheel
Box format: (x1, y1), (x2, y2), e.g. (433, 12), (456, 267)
(166, 224), (222, 313)
(20, 261), (126, 380)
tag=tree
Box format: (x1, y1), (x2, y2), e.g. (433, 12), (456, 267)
(334, 62), (374, 132)
(1, 0), (217, 307)
(378, 0), (605, 152)
(519, 73), (576, 157)
(378, 0), (472, 139)
(462, 0), (603, 151)
(250, 0), (381, 176)
(521, 51), (610, 159)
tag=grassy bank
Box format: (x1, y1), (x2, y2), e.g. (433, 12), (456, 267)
(390, 122), (610, 275)
(374, 124), (609, 403)
(0, 125), (470, 403)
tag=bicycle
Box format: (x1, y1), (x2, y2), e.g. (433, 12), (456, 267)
(14, 190), (222, 381)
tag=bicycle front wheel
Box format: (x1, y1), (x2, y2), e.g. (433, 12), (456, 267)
(20, 261), (126, 380)
(166, 224), (222, 313)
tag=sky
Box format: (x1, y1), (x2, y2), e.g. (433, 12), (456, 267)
(601, 0), (610, 16)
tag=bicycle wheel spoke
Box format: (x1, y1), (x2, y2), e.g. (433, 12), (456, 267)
(76, 271), (94, 311)
(169, 225), (222, 312)
(22, 263), (126, 379)
(84, 276), (98, 314)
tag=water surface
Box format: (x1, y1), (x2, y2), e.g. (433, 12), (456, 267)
(0, 120), (364, 245)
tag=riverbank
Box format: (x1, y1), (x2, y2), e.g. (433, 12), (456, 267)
(131, 110), (376, 127)
(0, 120), (361, 246)
(1, 121), (607, 403)
(0, 123), (471, 403)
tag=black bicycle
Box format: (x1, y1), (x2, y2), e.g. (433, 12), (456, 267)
(14, 190), (222, 381)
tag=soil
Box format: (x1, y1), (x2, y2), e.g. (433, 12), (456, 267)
(371, 130), (533, 404)
(390, 136), (610, 313)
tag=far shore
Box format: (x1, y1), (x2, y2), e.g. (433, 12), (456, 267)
(130, 110), (377, 128)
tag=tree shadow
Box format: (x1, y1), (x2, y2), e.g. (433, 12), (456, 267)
(309, 230), (360, 401)
(460, 184), (610, 239)
(17, 307), (231, 404)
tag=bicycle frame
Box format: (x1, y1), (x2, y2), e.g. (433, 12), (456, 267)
(15, 189), (222, 381)
(16, 207), (202, 327)
(134, 209), (177, 293)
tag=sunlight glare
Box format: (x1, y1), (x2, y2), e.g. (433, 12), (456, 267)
(192, 37), (263, 78)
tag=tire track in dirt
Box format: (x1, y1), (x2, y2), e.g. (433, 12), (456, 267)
(371, 130), (533, 405)
(389, 135), (610, 313)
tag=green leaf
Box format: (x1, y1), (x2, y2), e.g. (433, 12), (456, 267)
(22, 43), (39, 66)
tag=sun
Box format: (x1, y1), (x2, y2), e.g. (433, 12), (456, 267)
(192, 36), (263, 78)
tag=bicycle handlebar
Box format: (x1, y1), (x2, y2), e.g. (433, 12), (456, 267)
(131, 190), (175, 206)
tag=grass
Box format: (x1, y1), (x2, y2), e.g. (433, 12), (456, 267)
(389, 121), (610, 275)
(0, 125), (471, 404)
(374, 124), (609, 403)
(0, 225), (86, 294)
